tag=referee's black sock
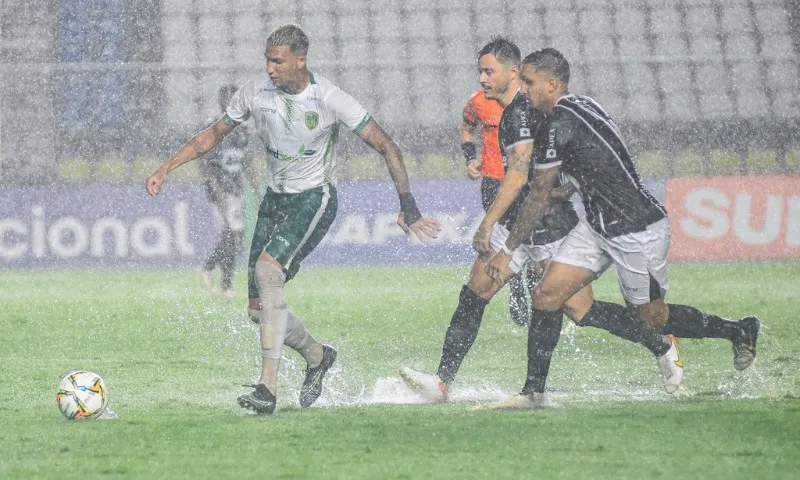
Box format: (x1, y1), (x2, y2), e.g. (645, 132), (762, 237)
(521, 308), (563, 395)
(664, 304), (743, 341)
(579, 301), (670, 357)
(437, 285), (488, 385)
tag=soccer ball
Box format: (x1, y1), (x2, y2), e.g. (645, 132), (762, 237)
(56, 371), (108, 420)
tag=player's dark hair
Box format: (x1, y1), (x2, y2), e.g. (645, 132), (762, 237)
(478, 36), (521, 66)
(218, 84), (238, 111)
(267, 24), (309, 55)
(522, 48), (570, 84)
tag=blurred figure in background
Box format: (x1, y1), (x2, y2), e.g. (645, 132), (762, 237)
(461, 88), (535, 327)
(197, 84), (258, 297)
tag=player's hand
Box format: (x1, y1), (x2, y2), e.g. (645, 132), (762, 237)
(397, 213), (441, 241)
(472, 221), (493, 255)
(145, 166), (168, 197)
(485, 251), (512, 285)
(466, 159), (482, 180)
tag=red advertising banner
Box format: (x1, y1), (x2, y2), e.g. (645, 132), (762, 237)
(665, 176), (800, 260)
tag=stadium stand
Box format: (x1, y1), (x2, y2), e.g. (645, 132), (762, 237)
(0, 0), (798, 182)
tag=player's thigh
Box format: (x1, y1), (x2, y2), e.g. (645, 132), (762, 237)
(532, 261), (596, 311)
(606, 218), (670, 310)
(562, 284), (596, 322)
(247, 186), (338, 298)
(466, 256), (507, 300)
(273, 186), (338, 281)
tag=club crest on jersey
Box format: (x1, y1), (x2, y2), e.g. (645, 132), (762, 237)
(305, 111), (319, 129)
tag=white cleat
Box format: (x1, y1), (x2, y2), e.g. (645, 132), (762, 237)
(473, 392), (560, 411)
(398, 367), (449, 403)
(657, 334), (684, 394)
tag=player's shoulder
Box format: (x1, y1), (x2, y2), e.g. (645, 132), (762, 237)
(309, 72), (342, 96)
(502, 94), (543, 125)
(242, 75), (278, 98)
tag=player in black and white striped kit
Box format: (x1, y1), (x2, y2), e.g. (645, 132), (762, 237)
(485, 48), (760, 408)
(198, 85), (252, 297)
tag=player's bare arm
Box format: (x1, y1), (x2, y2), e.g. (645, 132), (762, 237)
(549, 180), (576, 200)
(356, 118), (440, 240)
(145, 115), (237, 197)
(472, 141), (532, 255)
(459, 120), (481, 180)
(485, 165), (558, 283)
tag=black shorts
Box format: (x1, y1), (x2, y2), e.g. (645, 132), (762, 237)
(480, 176), (503, 212)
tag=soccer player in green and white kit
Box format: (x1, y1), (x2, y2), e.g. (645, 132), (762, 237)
(146, 24), (440, 415)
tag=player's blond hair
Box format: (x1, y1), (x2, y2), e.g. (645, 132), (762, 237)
(267, 24), (309, 55)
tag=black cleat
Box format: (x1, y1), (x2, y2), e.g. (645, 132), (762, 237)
(237, 383), (276, 415)
(299, 345), (337, 408)
(733, 316), (760, 371)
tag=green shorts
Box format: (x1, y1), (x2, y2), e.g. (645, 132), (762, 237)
(248, 184), (338, 298)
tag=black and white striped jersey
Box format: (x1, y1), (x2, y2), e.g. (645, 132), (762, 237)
(498, 93), (578, 244)
(533, 94), (666, 238)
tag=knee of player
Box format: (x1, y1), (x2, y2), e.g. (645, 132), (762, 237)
(254, 259), (286, 288)
(531, 284), (564, 311)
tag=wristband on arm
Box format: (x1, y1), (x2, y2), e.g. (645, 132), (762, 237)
(399, 192), (422, 226)
(460, 142), (477, 165)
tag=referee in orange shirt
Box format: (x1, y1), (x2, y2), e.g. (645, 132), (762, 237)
(460, 90), (532, 326)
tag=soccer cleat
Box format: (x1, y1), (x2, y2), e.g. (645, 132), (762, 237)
(473, 392), (559, 411)
(299, 345), (337, 408)
(237, 383), (276, 415)
(398, 367), (450, 403)
(733, 316), (760, 371)
(657, 334), (684, 394)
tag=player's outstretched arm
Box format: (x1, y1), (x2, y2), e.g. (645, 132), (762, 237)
(145, 117), (236, 197)
(356, 119), (440, 241)
(473, 142), (532, 255)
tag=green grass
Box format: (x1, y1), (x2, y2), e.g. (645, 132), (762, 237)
(1, 263), (799, 479)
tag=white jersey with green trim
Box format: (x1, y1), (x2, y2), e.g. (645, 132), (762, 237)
(226, 72), (371, 193)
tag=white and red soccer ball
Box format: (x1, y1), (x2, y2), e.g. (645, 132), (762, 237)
(56, 371), (108, 420)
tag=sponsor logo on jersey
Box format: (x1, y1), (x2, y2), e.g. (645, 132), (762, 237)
(520, 128), (530, 137)
(305, 111), (319, 129)
(546, 149), (557, 159)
